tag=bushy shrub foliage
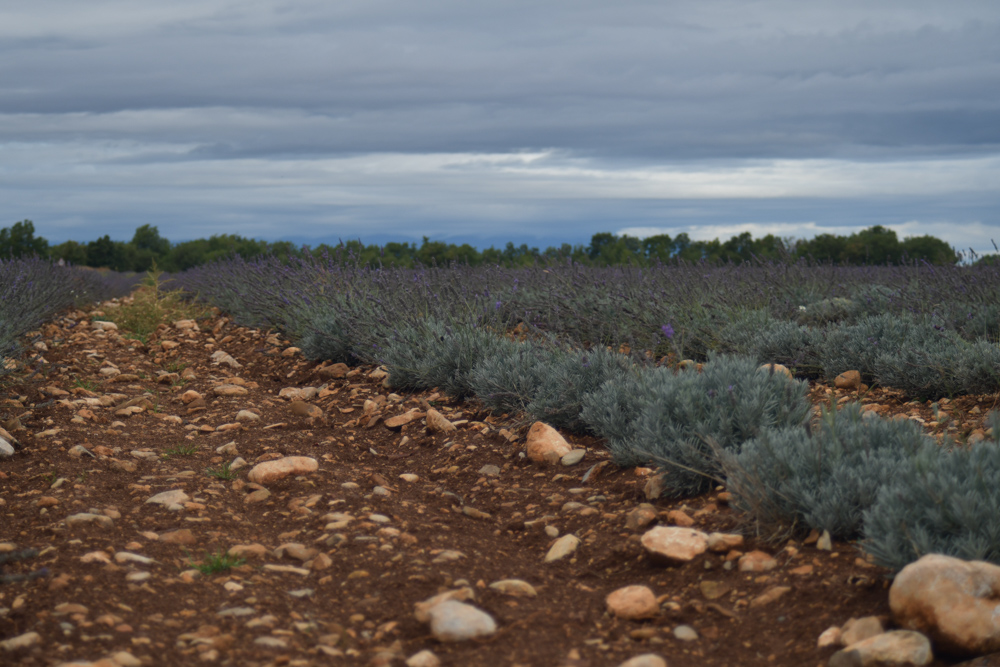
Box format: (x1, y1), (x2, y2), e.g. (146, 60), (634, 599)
(863, 412), (1000, 571)
(0, 259), (138, 380)
(467, 339), (548, 415)
(715, 309), (819, 373)
(821, 313), (1000, 399)
(381, 320), (512, 399)
(795, 297), (854, 326)
(582, 355), (811, 496)
(725, 403), (930, 539)
(525, 345), (637, 432)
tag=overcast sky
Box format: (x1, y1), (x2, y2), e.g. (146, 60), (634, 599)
(3, 1), (999, 253)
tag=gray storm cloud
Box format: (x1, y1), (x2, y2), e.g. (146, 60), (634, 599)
(1, 0), (998, 249)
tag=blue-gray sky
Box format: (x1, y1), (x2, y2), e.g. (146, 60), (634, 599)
(2, 1), (999, 253)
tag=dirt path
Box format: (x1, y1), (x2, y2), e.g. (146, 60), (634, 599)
(1, 306), (990, 666)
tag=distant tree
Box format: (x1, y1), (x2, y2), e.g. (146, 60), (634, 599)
(900, 235), (958, 265)
(797, 233), (848, 263)
(86, 235), (133, 271)
(844, 226), (901, 265)
(50, 240), (88, 266)
(0, 220), (49, 258)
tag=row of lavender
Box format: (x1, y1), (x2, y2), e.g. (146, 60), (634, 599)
(178, 254), (1000, 399)
(0, 259), (139, 381)
(177, 256), (1000, 569)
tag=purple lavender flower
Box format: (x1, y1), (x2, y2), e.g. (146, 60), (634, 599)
(660, 323), (674, 339)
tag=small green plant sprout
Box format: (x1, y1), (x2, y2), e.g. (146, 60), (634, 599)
(930, 402), (950, 427)
(189, 550), (245, 575)
(205, 462), (238, 480)
(71, 378), (99, 392)
(165, 361), (188, 374)
(162, 443), (198, 460)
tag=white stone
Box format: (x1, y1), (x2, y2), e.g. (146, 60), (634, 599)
(247, 456), (318, 484)
(544, 534), (581, 562)
(617, 655), (668, 667)
(426, 600), (497, 642)
(0, 631), (41, 651)
(406, 649), (441, 667)
(525, 422), (572, 464)
(890, 553), (1000, 655)
(640, 526), (709, 563)
(489, 579), (537, 598)
(0, 438), (14, 457)
(673, 624), (699, 641)
(829, 630), (932, 667)
(606, 585), (659, 620)
(146, 489), (190, 506)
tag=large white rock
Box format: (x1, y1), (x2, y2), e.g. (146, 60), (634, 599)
(426, 600), (497, 642)
(891, 553), (1000, 655)
(0, 437), (14, 457)
(247, 456), (318, 484)
(525, 422), (572, 464)
(641, 526), (709, 563)
(828, 630), (932, 667)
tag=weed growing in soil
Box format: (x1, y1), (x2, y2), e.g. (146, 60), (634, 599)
(161, 443), (198, 459)
(205, 462), (239, 480)
(98, 268), (209, 343)
(189, 550), (245, 575)
(71, 378), (99, 392)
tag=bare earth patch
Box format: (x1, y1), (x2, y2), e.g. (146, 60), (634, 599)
(1, 307), (996, 666)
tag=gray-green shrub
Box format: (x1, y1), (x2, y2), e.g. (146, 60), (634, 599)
(725, 403), (929, 539)
(582, 355), (811, 496)
(382, 320), (510, 399)
(863, 412), (1000, 571)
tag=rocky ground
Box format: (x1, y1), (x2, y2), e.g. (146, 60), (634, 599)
(1, 303), (998, 667)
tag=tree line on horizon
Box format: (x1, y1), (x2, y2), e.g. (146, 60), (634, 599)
(0, 219), (984, 272)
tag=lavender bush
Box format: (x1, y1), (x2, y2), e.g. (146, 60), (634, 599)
(0, 259), (139, 380)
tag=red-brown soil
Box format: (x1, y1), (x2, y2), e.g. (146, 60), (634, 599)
(1, 304), (996, 666)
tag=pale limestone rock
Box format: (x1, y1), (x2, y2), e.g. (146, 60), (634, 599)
(818, 625), (844, 648)
(228, 543), (269, 559)
(544, 534), (581, 562)
(406, 649), (441, 667)
(707, 532), (744, 552)
(289, 401), (323, 419)
(247, 456), (318, 484)
(835, 370), (862, 390)
(618, 654), (668, 667)
(759, 363), (793, 379)
(489, 579), (537, 598)
(146, 489), (190, 507)
(738, 550), (778, 572)
(525, 422), (572, 464)
(426, 600), (497, 642)
(212, 384), (248, 397)
(413, 588), (477, 623)
(606, 585), (659, 620)
(829, 630), (932, 667)
(425, 408), (457, 434)
(65, 512), (114, 529)
(890, 554), (1000, 655)
(842, 617), (885, 647)
(0, 631), (41, 651)
(640, 526), (709, 564)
